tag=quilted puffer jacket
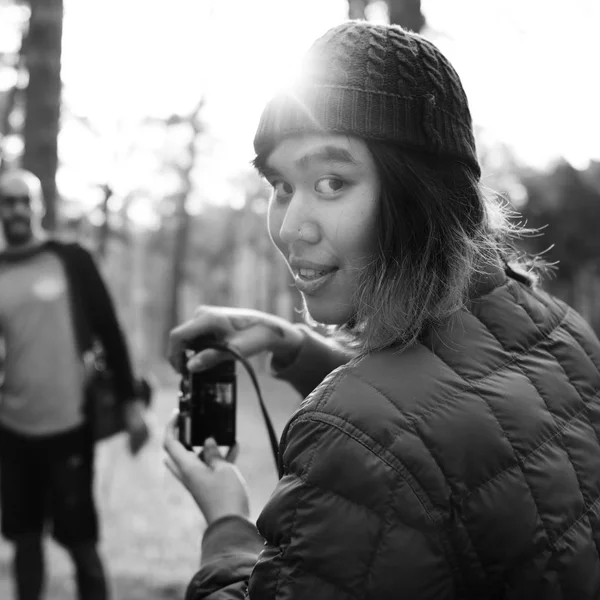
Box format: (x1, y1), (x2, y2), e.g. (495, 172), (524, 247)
(186, 265), (600, 600)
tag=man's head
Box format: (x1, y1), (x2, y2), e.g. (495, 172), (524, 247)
(0, 169), (45, 247)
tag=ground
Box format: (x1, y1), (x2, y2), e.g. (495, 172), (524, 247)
(0, 369), (301, 599)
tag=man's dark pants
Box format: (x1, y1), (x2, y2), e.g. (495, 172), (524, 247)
(0, 423), (107, 600)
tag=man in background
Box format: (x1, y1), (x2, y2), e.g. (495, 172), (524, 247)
(0, 169), (149, 600)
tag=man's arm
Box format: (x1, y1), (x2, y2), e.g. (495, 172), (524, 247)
(270, 325), (354, 397)
(78, 246), (136, 403)
(0, 322), (5, 390)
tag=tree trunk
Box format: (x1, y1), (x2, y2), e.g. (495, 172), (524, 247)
(163, 187), (192, 354)
(385, 0), (425, 32)
(96, 184), (112, 260)
(0, 84), (18, 141)
(161, 103), (203, 355)
(348, 0), (368, 19)
(0, 4), (26, 149)
(22, 0), (63, 231)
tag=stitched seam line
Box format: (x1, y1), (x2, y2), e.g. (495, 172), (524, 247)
(530, 333), (600, 451)
(433, 351), (552, 545)
(457, 304), (568, 383)
(465, 403), (591, 497)
(273, 423), (322, 598)
(288, 412), (480, 592)
(284, 465), (380, 518)
(347, 368), (591, 499)
(278, 366), (346, 466)
(349, 368), (467, 431)
(285, 459), (457, 597)
(315, 368), (347, 411)
(561, 309), (600, 374)
(505, 287), (600, 515)
(346, 370), (465, 492)
(286, 412), (441, 525)
(455, 406), (592, 589)
(513, 360), (597, 551)
(275, 558), (359, 599)
(554, 495), (600, 547)
(270, 473), (384, 597)
(362, 476), (400, 599)
(449, 513), (487, 593)
(515, 347), (600, 561)
(504, 283), (561, 340)
(465, 284), (600, 564)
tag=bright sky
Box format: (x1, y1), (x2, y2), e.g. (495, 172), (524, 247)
(57, 0), (600, 206)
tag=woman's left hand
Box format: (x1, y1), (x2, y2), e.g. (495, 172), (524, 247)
(163, 413), (250, 525)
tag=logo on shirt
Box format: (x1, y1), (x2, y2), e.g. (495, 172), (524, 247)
(32, 276), (66, 301)
(0, 394), (28, 410)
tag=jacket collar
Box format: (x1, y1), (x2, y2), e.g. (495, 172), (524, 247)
(468, 257), (508, 301)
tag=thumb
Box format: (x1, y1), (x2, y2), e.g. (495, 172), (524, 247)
(200, 438), (222, 468)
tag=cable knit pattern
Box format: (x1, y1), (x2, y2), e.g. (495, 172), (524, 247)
(387, 26), (420, 90)
(253, 20), (480, 179)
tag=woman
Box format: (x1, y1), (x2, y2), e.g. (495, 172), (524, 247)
(163, 21), (600, 599)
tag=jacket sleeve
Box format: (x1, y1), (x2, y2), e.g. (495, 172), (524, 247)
(78, 246), (137, 403)
(186, 411), (456, 599)
(269, 325), (353, 398)
(185, 517), (265, 600)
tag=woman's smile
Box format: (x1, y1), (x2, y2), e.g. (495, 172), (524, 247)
(262, 134), (379, 324)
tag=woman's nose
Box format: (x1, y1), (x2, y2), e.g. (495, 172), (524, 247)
(278, 195), (320, 246)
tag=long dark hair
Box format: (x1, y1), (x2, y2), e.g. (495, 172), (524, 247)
(326, 140), (537, 354)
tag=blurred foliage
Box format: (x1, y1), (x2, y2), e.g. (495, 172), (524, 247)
(480, 140), (600, 332)
(519, 161), (600, 280)
(0, 0), (63, 229)
(22, 0), (63, 229)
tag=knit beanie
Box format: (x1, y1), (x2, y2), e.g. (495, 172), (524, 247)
(253, 21), (481, 180)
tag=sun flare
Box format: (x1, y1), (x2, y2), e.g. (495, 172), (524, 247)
(55, 0), (600, 224)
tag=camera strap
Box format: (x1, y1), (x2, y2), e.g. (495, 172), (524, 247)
(209, 343), (280, 470)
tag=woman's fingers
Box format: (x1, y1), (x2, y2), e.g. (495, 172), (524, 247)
(186, 348), (230, 372)
(198, 440), (239, 465)
(169, 306), (287, 374)
(163, 412), (195, 471)
(184, 326), (275, 372)
(200, 438), (222, 468)
(168, 309), (232, 371)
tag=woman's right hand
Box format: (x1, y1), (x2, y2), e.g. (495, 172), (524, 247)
(168, 306), (304, 374)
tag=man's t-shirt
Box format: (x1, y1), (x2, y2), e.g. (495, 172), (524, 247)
(0, 250), (85, 435)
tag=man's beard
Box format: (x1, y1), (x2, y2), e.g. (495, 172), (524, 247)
(2, 218), (33, 246)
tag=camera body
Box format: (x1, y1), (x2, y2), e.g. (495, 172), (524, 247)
(178, 336), (237, 448)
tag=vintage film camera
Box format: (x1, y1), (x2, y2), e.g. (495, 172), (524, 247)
(178, 335), (237, 448)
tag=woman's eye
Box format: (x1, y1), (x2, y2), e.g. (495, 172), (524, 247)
(315, 178), (344, 195)
(272, 181), (294, 199)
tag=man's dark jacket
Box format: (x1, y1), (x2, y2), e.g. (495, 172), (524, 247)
(1, 239), (136, 405)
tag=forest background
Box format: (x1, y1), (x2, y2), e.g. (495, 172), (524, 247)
(1, 0), (599, 378)
(0, 1), (599, 598)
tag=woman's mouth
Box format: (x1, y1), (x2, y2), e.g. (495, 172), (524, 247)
(294, 267), (338, 295)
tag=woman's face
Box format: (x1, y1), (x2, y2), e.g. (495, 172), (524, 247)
(264, 134), (380, 324)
